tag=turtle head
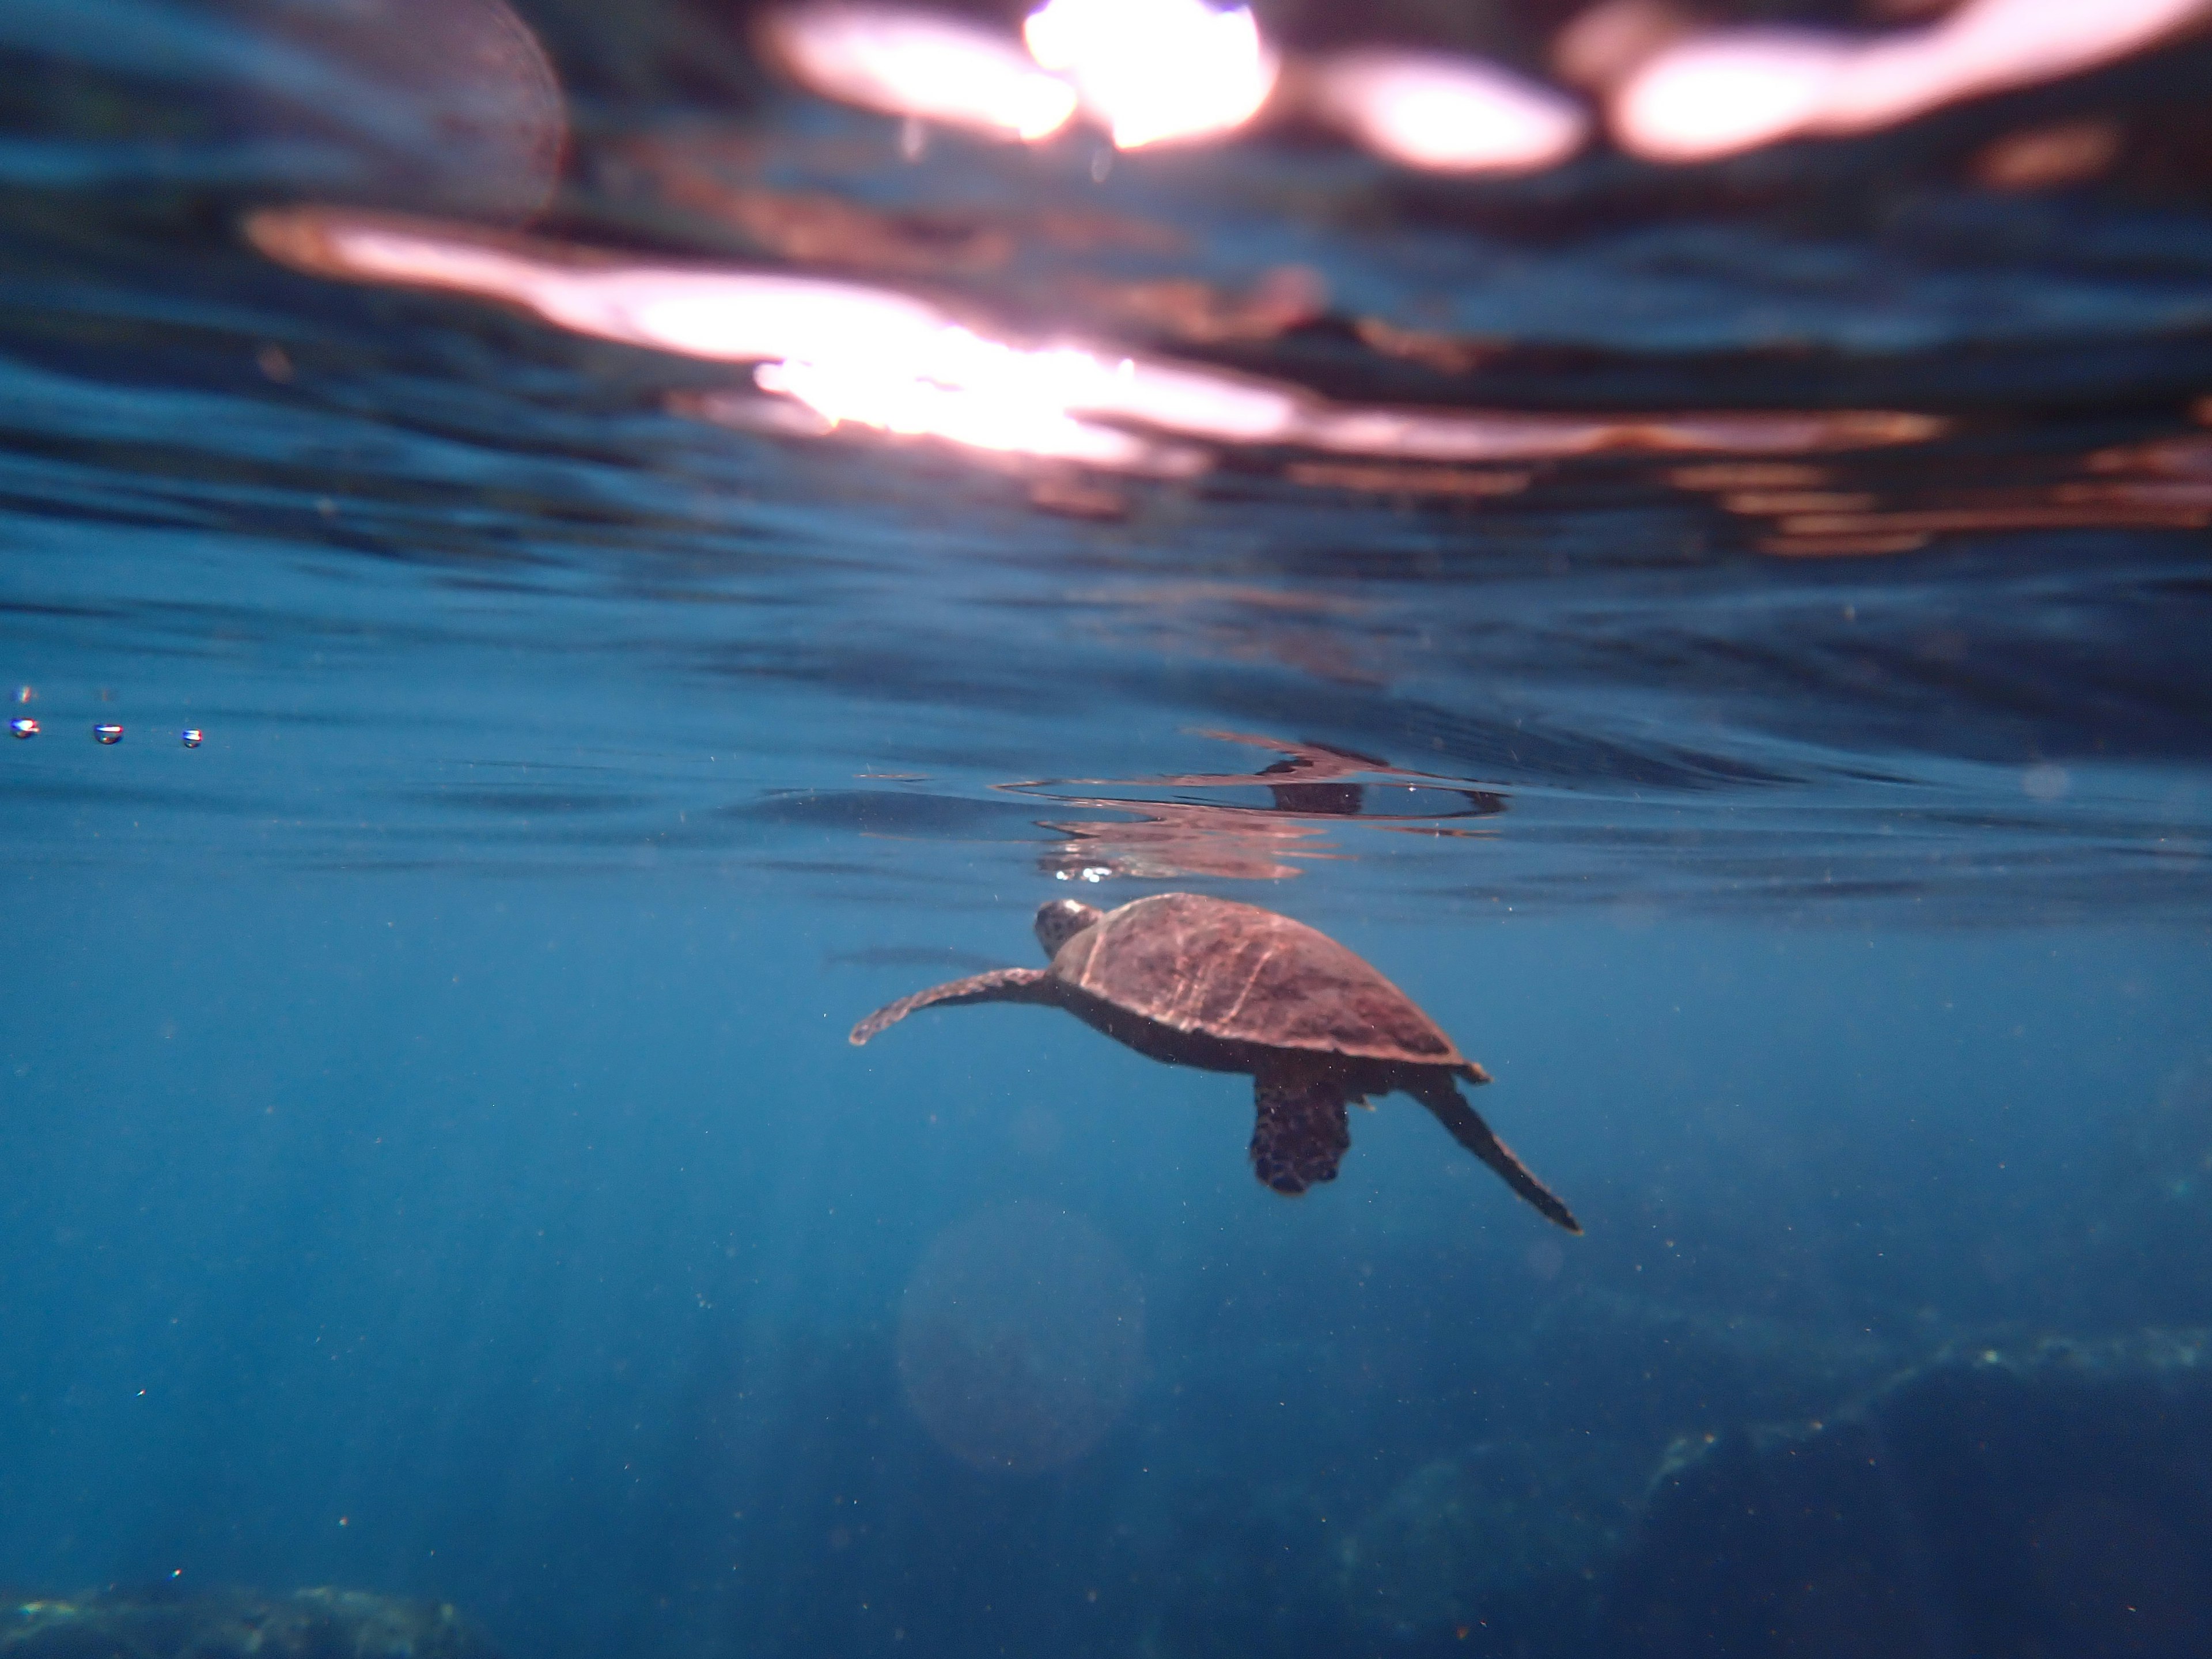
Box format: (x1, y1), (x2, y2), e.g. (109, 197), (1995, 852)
(1034, 897), (1103, 959)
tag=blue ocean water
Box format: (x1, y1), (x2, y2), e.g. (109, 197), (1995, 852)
(4, 5), (2212, 1658)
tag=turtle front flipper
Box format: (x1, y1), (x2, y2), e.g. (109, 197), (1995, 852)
(1249, 1063), (1354, 1195)
(1408, 1075), (1581, 1234)
(849, 967), (1059, 1046)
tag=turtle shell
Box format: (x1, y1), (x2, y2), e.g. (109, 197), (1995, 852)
(1047, 892), (1484, 1077)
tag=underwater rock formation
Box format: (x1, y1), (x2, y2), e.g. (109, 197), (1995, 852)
(1339, 1438), (1631, 1649)
(0, 1586), (501, 1659)
(1600, 1332), (2212, 1658)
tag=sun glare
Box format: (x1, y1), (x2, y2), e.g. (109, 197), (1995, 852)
(756, 331), (1198, 471)
(1023, 0), (1279, 150)
(1615, 0), (2212, 162)
(1305, 51), (1590, 174)
(250, 209), (1946, 479)
(759, 4), (1077, 142)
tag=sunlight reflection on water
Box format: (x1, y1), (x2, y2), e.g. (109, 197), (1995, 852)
(1613, 0), (2212, 161)
(756, 4), (1077, 143)
(245, 206), (1946, 482)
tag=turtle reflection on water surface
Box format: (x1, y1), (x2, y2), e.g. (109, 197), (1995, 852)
(850, 892), (1580, 1232)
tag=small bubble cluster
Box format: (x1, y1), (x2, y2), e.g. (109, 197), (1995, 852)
(2, 700), (206, 747)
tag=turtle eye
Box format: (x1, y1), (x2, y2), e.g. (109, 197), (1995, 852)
(1033, 898), (1101, 957)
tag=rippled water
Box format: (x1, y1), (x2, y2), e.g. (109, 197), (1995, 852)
(3, 5), (2210, 1659)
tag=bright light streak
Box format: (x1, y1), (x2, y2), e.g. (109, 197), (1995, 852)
(758, 4), (1077, 142)
(1083, 359), (1301, 444)
(1304, 50), (1589, 174)
(1023, 0), (1279, 149)
(249, 209), (1945, 478)
(1612, 31), (1847, 161)
(1616, 0), (2212, 162)
(1297, 404), (1939, 463)
(756, 330), (1190, 471)
(1827, 0), (2210, 131)
(247, 209), (952, 361)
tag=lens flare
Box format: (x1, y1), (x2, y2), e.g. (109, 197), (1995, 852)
(1024, 0), (1279, 149)
(896, 1203), (1143, 1475)
(1304, 50), (1590, 174)
(758, 3), (1077, 142)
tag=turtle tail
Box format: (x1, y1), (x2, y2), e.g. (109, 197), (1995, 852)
(1408, 1075), (1581, 1234)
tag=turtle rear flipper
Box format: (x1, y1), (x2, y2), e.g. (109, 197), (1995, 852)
(1249, 1064), (1354, 1195)
(849, 968), (1059, 1046)
(1409, 1076), (1581, 1234)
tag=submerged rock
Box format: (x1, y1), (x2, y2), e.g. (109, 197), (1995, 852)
(1, 1586), (500, 1659)
(1601, 1331), (2212, 1658)
(1339, 1438), (1633, 1647)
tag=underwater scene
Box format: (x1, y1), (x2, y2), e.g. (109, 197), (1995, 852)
(3, 2), (2211, 1656)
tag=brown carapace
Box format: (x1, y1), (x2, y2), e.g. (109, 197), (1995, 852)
(849, 892), (1579, 1232)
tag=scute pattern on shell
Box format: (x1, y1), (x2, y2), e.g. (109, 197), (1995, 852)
(1050, 892), (1466, 1067)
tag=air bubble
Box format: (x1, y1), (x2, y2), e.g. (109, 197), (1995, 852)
(7, 717), (36, 739)
(93, 723), (124, 744)
(180, 729), (204, 748)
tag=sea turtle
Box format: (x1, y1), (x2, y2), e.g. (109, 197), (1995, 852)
(849, 892), (1579, 1232)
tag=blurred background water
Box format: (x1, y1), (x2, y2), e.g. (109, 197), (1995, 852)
(2, 3), (2210, 1657)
